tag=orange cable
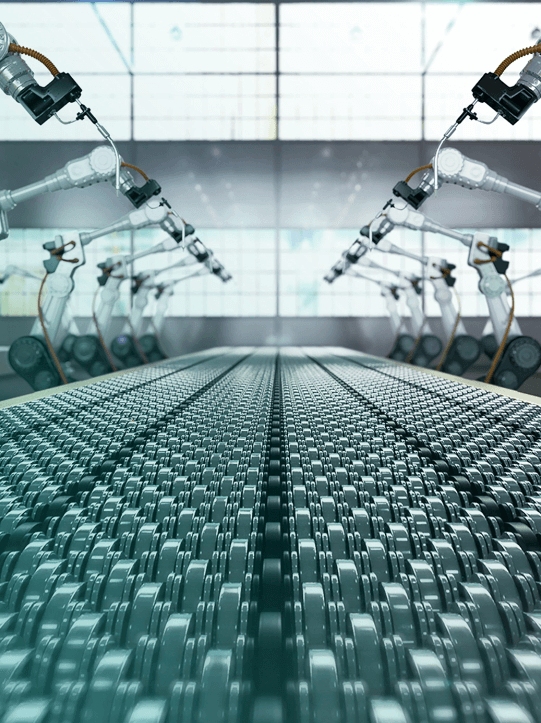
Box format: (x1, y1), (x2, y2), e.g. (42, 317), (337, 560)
(405, 163), (433, 184)
(120, 162), (149, 182)
(495, 44), (540, 77)
(91, 285), (118, 372)
(8, 43), (59, 76)
(436, 289), (462, 371)
(484, 275), (515, 384)
(37, 273), (68, 384)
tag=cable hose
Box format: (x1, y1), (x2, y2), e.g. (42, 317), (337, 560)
(405, 317), (427, 364)
(8, 43), (59, 76)
(120, 162), (149, 182)
(436, 289), (462, 371)
(149, 317), (169, 358)
(495, 44), (540, 77)
(404, 163), (433, 184)
(126, 315), (150, 365)
(91, 286), (118, 373)
(37, 274), (68, 385)
(484, 275), (515, 384)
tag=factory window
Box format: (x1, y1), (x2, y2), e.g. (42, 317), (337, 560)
(4, 227), (540, 320)
(423, 228), (541, 318)
(2, 227), (277, 318)
(1, 1), (538, 142)
(279, 2), (422, 140)
(133, 3), (275, 74)
(423, 2), (541, 141)
(134, 74), (276, 141)
(133, 3), (276, 140)
(280, 3), (422, 74)
(279, 75), (422, 141)
(279, 227), (423, 317)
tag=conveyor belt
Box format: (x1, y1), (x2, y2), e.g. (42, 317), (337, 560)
(0, 347), (541, 723)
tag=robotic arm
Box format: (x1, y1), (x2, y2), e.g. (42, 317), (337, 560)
(345, 268), (405, 338)
(393, 146), (541, 212)
(112, 240), (232, 364)
(325, 240), (442, 366)
(0, 21), (82, 124)
(0, 145), (162, 239)
(386, 206), (541, 388)
(7, 201), (173, 388)
(365, 207), (484, 375)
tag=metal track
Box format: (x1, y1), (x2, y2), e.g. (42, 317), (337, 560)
(0, 347), (540, 723)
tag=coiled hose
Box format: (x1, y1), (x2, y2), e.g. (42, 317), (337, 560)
(495, 44), (541, 77)
(405, 163), (433, 184)
(8, 43), (59, 76)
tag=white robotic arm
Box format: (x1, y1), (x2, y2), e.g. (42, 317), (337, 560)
(142, 266), (211, 338)
(346, 267), (405, 336)
(24, 201), (171, 354)
(374, 207), (468, 343)
(393, 146), (541, 212)
(0, 21), (82, 124)
(353, 255), (426, 337)
(128, 241), (231, 337)
(0, 145), (162, 240)
(387, 206), (522, 345)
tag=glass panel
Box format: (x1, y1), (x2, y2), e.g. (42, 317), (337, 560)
(280, 227), (422, 317)
(424, 3), (540, 74)
(133, 3), (275, 74)
(0, 228), (132, 318)
(0, 2), (131, 73)
(134, 75), (276, 140)
(280, 75), (421, 140)
(280, 3), (422, 73)
(131, 228), (277, 317)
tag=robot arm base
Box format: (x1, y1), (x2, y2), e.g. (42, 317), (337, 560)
(483, 336), (541, 389)
(110, 334), (146, 368)
(440, 335), (481, 377)
(472, 72), (537, 125)
(480, 333), (498, 359)
(388, 334), (415, 362)
(392, 181), (430, 210)
(17, 72), (82, 125)
(8, 335), (63, 390)
(72, 334), (116, 377)
(138, 334), (167, 362)
(411, 334), (443, 368)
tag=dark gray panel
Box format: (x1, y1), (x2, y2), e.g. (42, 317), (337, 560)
(136, 142), (276, 228)
(279, 142), (423, 229)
